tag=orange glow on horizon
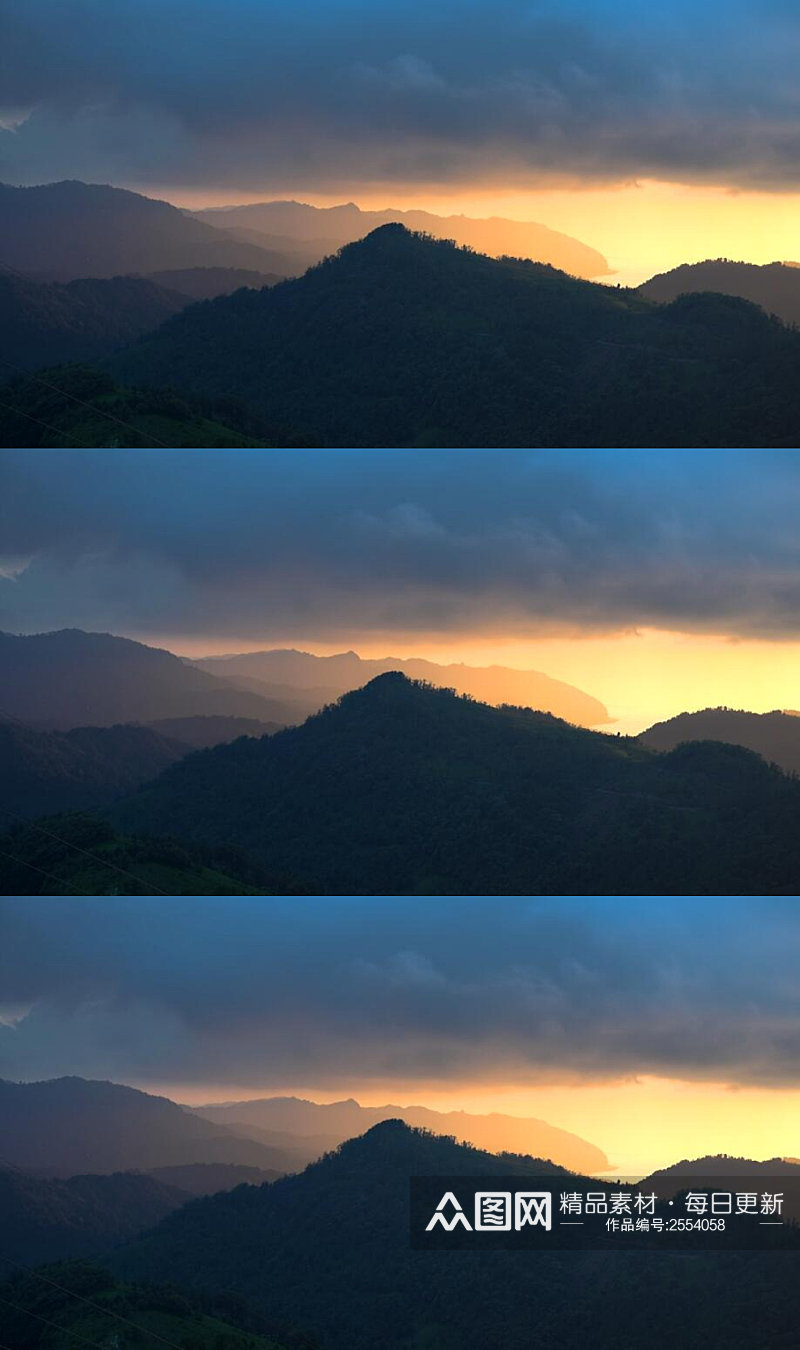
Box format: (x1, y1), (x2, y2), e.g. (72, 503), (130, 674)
(143, 627), (800, 735)
(145, 178), (800, 286)
(135, 1074), (800, 1176)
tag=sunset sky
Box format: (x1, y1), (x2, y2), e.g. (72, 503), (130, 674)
(4, 1), (800, 282)
(4, 449), (800, 732)
(2, 897), (799, 1174)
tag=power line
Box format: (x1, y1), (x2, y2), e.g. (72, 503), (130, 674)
(0, 844), (88, 896)
(0, 396), (91, 448)
(0, 355), (170, 450)
(0, 1249), (209, 1350)
(0, 807), (169, 896)
(0, 1292), (122, 1350)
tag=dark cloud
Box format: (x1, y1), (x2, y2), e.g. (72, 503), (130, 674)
(2, 450), (800, 643)
(1, 1), (800, 191)
(1, 897), (799, 1088)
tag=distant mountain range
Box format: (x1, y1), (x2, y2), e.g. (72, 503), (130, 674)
(193, 198), (611, 278)
(109, 1120), (800, 1350)
(193, 647), (611, 727)
(639, 707), (800, 776)
(0, 181), (297, 280)
(192, 1095), (609, 1174)
(111, 224), (800, 447)
(0, 1079), (306, 1176)
(639, 258), (800, 328)
(0, 629), (300, 728)
(110, 672), (800, 894)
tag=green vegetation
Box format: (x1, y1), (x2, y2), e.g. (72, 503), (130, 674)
(111, 672), (800, 894)
(112, 224), (800, 447)
(0, 1261), (313, 1350)
(0, 812), (279, 895)
(0, 365), (272, 448)
(111, 1121), (800, 1350)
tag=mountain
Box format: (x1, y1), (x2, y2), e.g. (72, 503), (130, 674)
(192, 1096), (609, 1174)
(0, 272), (187, 372)
(144, 266), (283, 300)
(0, 812), (287, 895)
(639, 708), (800, 776)
(0, 1262), (309, 1350)
(0, 720), (188, 822)
(0, 1168), (189, 1269)
(0, 1079), (310, 1176)
(0, 181), (297, 281)
(110, 672), (800, 894)
(0, 365), (277, 448)
(193, 198), (611, 278)
(645, 1155), (800, 1180)
(193, 649), (611, 727)
(110, 225), (800, 447)
(639, 259), (800, 327)
(0, 630), (305, 729)
(111, 1120), (800, 1350)
(146, 1162), (282, 1196)
(145, 715), (282, 749)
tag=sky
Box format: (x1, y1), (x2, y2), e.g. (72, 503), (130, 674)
(3, 1), (800, 281)
(2, 896), (799, 1174)
(4, 449), (800, 731)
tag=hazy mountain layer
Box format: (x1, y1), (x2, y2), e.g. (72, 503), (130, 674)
(193, 1094), (609, 1173)
(0, 181), (293, 280)
(110, 672), (800, 894)
(194, 198), (611, 277)
(640, 707), (800, 776)
(194, 648), (611, 727)
(144, 266), (283, 300)
(640, 258), (800, 327)
(0, 1079), (307, 1176)
(110, 225), (800, 447)
(0, 629), (300, 729)
(145, 715), (282, 749)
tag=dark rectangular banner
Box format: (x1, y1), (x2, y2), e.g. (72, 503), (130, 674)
(410, 1176), (800, 1252)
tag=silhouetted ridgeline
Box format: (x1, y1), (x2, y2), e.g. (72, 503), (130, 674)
(111, 225), (800, 447)
(109, 1121), (800, 1350)
(639, 258), (800, 327)
(639, 707), (800, 776)
(110, 673), (800, 894)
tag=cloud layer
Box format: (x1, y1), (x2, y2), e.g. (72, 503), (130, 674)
(2, 450), (800, 644)
(1, 897), (799, 1090)
(2, 2), (800, 192)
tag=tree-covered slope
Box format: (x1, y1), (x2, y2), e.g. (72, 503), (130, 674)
(111, 225), (800, 447)
(639, 707), (800, 776)
(0, 272), (188, 372)
(0, 813), (279, 896)
(111, 1121), (800, 1350)
(0, 365), (273, 447)
(0, 721), (188, 822)
(111, 673), (800, 894)
(0, 1169), (190, 1269)
(639, 258), (800, 327)
(0, 1261), (310, 1350)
